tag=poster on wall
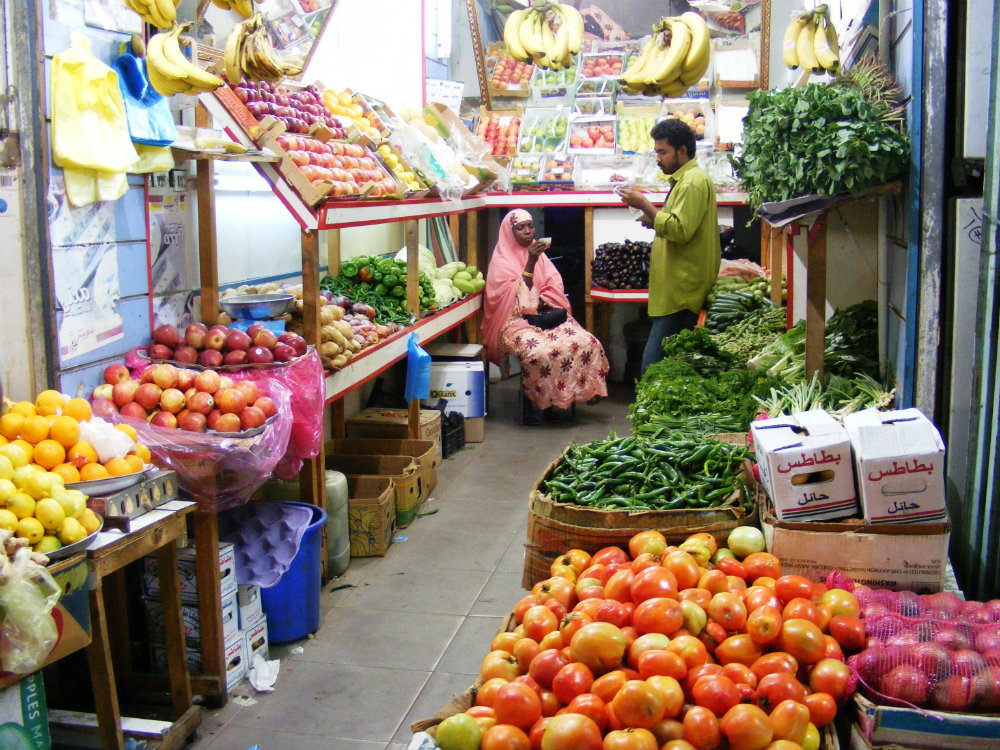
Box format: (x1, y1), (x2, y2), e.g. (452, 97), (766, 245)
(148, 191), (195, 328)
(254, 0), (336, 55)
(82, 0), (143, 34)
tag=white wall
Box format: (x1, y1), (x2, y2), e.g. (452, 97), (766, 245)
(0, 174), (35, 400)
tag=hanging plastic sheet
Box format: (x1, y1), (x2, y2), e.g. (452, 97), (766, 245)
(112, 50), (177, 147)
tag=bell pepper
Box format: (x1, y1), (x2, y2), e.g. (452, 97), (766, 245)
(374, 283), (388, 296)
(359, 265), (375, 283)
(383, 274), (398, 289)
(373, 271), (384, 283)
(392, 285), (406, 299)
(341, 262), (359, 278)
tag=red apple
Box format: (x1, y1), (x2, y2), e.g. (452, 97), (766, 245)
(185, 323), (208, 349)
(152, 363), (179, 390)
(175, 408), (191, 424)
(272, 343), (295, 362)
(206, 409), (223, 430)
(135, 383), (163, 411)
(253, 396), (277, 418)
(204, 330), (226, 351)
(149, 344), (174, 361)
(278, 332), (308, 356)
(172, 345), (199, 364)
(176, 369), (197, 392)
(247, 346), (274, 364)
(139, 366), (156, 384)
(214, 412), (242, 433)
(178, 411), (208, 433)
(234, 380), (259, 404)
(239, 406), (266, 430)
(223, 350), (248, 365)
(246, 323), (267, 338)
(188, 391), (215, 415)
(218, 376), (236, 390)
(149, 410), (177, 429)
(215, 388), (247, 414)
(104, 364), (131, 385)
(198, 349), (224, 368)
(153, 324), (180, 348)
(91, 384), (114, 402)
(160, 388), (186, 414)
(119, 402), (148, 420)
(194, 369), (221, 394)
(252, 329), (278, 350)
(112, 380), (140, 406)
(225, 330), (252, 352)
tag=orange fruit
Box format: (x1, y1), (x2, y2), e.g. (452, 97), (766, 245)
(133, 443), (151, 463)
(114, 423), (139, 443)
(0, 436), (7, 446)
(104, 457), (133, 477)
(0, 412), (25, 441)
(11, 440), (34, 464)
(49, 416), (81, 449)
(19, 415), (50, 445)
(124, 454), (145, 473)
(63, 398), (92, 423)
(9, 401), (36, 418)
(33, 439), (66, 470)
(52, 463), (81, 484)
(79, 463), (110, 481)
(35, 390), (67, 417)
(68, 441), (98, 466)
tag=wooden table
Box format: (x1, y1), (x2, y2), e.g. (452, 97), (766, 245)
(49, 500), (201, 750)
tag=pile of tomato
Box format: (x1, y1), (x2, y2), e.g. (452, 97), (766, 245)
(434, 529), (866, 750)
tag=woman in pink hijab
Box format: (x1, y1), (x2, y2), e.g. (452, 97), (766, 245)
(481, 209), (608, 415)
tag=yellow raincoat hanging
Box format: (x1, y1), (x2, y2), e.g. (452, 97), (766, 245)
(51, 33), (139, 207)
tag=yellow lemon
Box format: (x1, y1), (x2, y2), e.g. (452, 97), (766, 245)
(11, 440), (34, 463)
(0, 443), (28, 469)
(0, 478), (16, 504)
(6, 491), (36, 520)
(34, 535), (63, 554)
(11, 465), (36, 489)
(0, 508), (19, 532)
(21, 470), (55, 501)
(62, 489), (87, 519)
(17, 516), (44, 544)
(35, 389), (67, 417)
(0, 454), (13, 481)
(58, 516), (87, 545)
(79, 508), (101, 535)
(35, 497), (66, 532)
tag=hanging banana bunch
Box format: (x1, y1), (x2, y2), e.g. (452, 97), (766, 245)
(618, 12), (710, 97)
(782, 4), (840, 75)
(210, 0), (256, 18)
(503, 1), (583, 71)
(123, 0), (179, 29)
(145, 24), (225, 96)
(224, 13), (304, 85)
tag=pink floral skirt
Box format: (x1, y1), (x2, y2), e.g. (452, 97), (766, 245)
(501, 317), (609, 410)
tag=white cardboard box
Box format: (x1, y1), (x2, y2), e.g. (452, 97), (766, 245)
(421, 361), (486, 418)
(243, 615), (269, 664)
(843, 408), (947, 524)
(237, 583), (263, 629)
(750, 410), (858, 521)
(852, 693), (1000, 750)
(142, 541), (237, 603)
(143, 591), (239, 642)
(151, 630), (245, 691)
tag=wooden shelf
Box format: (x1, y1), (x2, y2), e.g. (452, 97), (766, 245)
(324, 293), (483, 403)
(483, 191), (748, 208)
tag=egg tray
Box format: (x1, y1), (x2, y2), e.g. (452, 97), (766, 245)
(220, 502), (314, 588)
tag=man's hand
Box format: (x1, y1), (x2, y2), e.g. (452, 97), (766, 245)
(618, 189), (658, 225)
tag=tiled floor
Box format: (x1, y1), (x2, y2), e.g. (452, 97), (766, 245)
(185, 376), (633, 750)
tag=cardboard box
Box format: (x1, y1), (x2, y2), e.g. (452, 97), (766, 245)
(751, 410), (859, 521)
(143, 591), (239, 642)
(142, 541), (237, 603)
(86, 469), (178, 526)
(843, 408), (947, 524)
(422, 362), (486, 418)
(852, 693), (1000, 750)
(327, 437), (439, 499)
(346, 476), (396, 557)
(243, 616), (269, 664)
(151, 630), (245, 691)
(327, 454), (421, 527)
(0, 672), (50, 750)
(237, 584), (263, 630)
(464, 416), (485, 443)
(761, 502), (950, 593)
(346, 407), (442, 444)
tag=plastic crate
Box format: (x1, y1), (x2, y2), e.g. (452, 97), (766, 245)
(441, 412), (466, 459)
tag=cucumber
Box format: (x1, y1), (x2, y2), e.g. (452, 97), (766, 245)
(454, 270), (473, 283)
(453, 278), (475, 294)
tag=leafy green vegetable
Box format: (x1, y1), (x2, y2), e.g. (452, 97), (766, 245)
(711, 306), (788, 366)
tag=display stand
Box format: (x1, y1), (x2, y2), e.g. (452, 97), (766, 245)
(49, 500), (199, 750)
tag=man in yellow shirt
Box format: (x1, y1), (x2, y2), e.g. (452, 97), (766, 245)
(620, 119), (720, 375)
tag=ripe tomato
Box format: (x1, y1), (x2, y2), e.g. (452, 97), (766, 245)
(603, 727), (659, 750)
(552, 662), (595, 705)
(542, 597), (569, 623)
(597, 599), (634, 629)
(744, 586), (782, 613)
(466, 706), (496, 719)
(808, 658), (852, 702)
(477, 677), (511, 707)
(829, 615), (866, 652)
(539, 630), (565, 651)
(692, 674), (741, 717)
(560, 611), (593, 643)
(646, 675), (685, 718)
(638, 649), (688, 681)
(633, 597), (684, 636)
(813, 603), (833, 632)
(777, 619), (826, 664)
(575, 598), (604, 619)
(631, 566), (679, 603)
(822, 635), (844, 661)
(708, 592), (748, 631)
(723, 662), (758, 689)
(743, 553), (782, 582)
(571, 622), (629, 674)
(679, 587), (713, 608)
(819, 588), (861, 618)
(529, 716), (551, 749)
(529, 648), (572, 689)
(631, 552), (660, 573)
(556, 548), (592, 574)
(550, 563), (578, 582)
(665, 634), (709, 670)
(562, 692), (608, 731)
(591, 546), (630, 567)
(681, 705), (722, 750)
(473, 714), (497, 736)
(540, 712), (604, 750)
(802, 692), (837, 727)
(481, 723), (531, 750)
(482, 650), (520, 681)
(592, 669), (629, 703)
(516, 594), (538, 623)
(648, 717), (685, 745)
(746, 606), (783, 646)
(716, 634), (764, 667)
(727, 575), (748, 595)
(610, 680), (667, 729)
(774, 575), (814, 605)
(524, 606), (561, 642)
(720, 703), (773, 750)
(628, 633), (670, 667)
(514, 638), (543, 673)
(663, 550), (702, 590)
(534, 577), (578, 610)
(756, 672), (807, 712)
(577, 582), (605, 603)
(663, 741), (699, 750)
(698, 569), (729, 595)
(768, 699), (810, 744)
(781, 598), (820, 625)
(751, 652), (799, 682)
(716, 557), (748, 579)
(629, 530), (668, 559)
(493, 631), (521, 652)
(605, 569), (637, 603)
(513, 674), (542, 696)
(580, 564), (609, 585)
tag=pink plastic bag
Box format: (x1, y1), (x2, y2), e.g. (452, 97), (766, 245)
(97, 375), (293, 513)
(126, 347), (324, 480)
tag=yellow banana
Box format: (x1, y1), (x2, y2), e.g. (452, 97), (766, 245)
(796, 14), (820, 73)
(161, 27), (224, 91)
(659, 78), (689, 98)
(232, 0), (253, 19)
(813, 11), (840, 73)
(147, 30), (190, 82)
(679, 12), (709, 74)
(782, 13), (809, 69)
(551, 6), (571, 68)
(224, 18), (247, 84)
(519, 10), (547, 65)
(146, 53), (190, 96)
(541, 15), (559, 69)
(645, 18), (690, 86)
(679, 53), (710, 86)
(557, 3), (584, 54)
(147, 0), (176, 28)
(210, 0), (232, 7)
(504, 9), (530, 62)
(620, 37), (657, 86)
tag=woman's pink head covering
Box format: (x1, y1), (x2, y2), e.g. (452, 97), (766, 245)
(480, 209), (569, 365)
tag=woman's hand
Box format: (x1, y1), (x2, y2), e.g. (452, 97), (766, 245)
(527, 240), (547, 260)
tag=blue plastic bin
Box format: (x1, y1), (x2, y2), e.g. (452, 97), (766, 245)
(260, 501), (327, 643)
